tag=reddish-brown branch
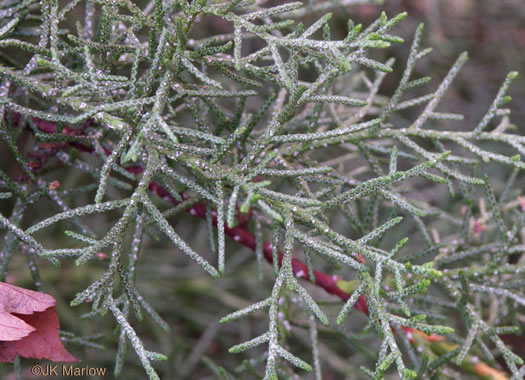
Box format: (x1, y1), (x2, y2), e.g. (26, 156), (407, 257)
(148, 182), (370, 314)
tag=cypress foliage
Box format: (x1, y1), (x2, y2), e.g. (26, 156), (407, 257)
(0, 0), (524, 378)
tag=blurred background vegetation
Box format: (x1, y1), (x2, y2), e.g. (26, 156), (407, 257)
(1, 0), (524, 379)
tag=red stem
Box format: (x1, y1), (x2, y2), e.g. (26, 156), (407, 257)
(148, 182), (369, 314)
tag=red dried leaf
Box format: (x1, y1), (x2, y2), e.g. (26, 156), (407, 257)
(0, 313), (35, 341)
(0, 282), (79, 363)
